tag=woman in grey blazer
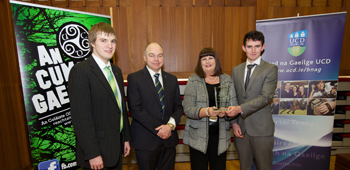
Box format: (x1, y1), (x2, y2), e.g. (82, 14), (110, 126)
(183, 47), (238, 170)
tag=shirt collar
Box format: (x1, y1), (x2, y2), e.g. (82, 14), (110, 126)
(246, 56), (261, 66)
(146, 65), (162, 78)
(92, 53), (111, 70)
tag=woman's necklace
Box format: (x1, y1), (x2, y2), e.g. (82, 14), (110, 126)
(206, 76), (217, 82)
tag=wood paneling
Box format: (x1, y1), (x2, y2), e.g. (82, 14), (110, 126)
(0, 0), (32, 169)
(52, 0), (69, 7)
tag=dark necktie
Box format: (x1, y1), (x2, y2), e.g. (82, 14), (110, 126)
(245, 64), (257, 90)
(154, 73), (165, 119)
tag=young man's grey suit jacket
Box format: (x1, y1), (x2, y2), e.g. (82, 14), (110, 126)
(231, 59), (278, 136)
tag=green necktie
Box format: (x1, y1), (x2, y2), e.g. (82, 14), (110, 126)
(104, 66), (123, 132)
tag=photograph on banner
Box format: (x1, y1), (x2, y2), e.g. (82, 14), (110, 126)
(308, 80), (337, 99)
(280, 81), (309, 98)
(307, 98), (336, 116)
(279, 98), (307, 115)
(271, 98), (280, 115)
(10, 1), (111, 169)
(257, 12), (346, 170)
(274, 81), (281, 98)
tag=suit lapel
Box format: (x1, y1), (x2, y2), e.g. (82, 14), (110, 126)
(88, 57), (118, 105)
(246, 59), (265, 91)
(141, 67), (162, 106)
(238, 63), (246, 93)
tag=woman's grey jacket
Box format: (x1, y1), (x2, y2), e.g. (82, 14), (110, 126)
(183, 73), (238, 155)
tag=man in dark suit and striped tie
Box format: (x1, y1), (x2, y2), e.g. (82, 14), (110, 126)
(68, 22), (132, 170)
(127, 42), (183, 170)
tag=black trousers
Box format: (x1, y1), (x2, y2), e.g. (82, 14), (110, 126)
(83, 131), (124, 170)
(82, 155), (122, 170)
(189, 125), (227, 170)
(135, 140), (176, 170)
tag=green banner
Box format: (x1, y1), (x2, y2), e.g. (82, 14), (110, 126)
(11, 1), (110, 169)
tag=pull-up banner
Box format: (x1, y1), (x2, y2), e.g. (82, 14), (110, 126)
(257, 12), (346, 170)
(10, 1), (111, 169)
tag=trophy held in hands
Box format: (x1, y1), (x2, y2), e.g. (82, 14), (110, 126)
(214, 85), (230, 112)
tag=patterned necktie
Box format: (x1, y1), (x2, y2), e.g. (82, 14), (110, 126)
(104, 66), (123, 132)
(245, 64), (257, 90)
(154, 73), (165, 119)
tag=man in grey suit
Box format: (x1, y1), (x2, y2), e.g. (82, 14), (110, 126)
(68, 22), (132, 170)
(127, 42), (183, 170)
(226, 31), (278, 170)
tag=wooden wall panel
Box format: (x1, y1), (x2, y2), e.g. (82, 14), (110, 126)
(184, 7), (194, 72)
(178, 0), (192, 6)
(103, 0), (118, 7)
(0, 0), (32, 169)
(52, 0), (69, 7)
(162, 0), (177, 6)
(159, 7), (171, 71)
(132, 0), (147, 71)
(212, 0), (224, 6)
(119, 0), (132, 6)
(114, 7), (133, 74)
(86, 0), (101, 7)
(212, 7), (226, 73)
(147, 0), (161, 6)
(195, 0), (209, 6)
(339, 6), (350, 75)
(34, 0), (52, 5)
(223, 7), (234, 73)
(68, 0), (85, 7)
(202, 7), (212, 48)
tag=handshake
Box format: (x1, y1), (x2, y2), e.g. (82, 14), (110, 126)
(206, 106), (242, 118)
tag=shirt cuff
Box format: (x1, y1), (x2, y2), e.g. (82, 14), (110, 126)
(167, 117), (176, 130)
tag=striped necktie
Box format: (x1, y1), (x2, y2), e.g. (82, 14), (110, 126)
(154, 73), (165, 119)
(104, 66), (123, 132)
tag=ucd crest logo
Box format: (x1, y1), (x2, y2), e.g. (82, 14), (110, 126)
(288, 30), (307, 57)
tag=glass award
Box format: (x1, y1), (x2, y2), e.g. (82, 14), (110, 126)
(214, 85), (230, 112)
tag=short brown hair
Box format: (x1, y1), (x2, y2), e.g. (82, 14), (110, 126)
(195, 47), (222, 78)
(88, 22), (116, 51)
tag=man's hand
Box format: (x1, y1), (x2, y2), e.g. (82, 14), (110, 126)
(155, 124), (172, 140)
(123, 141), (131, 157)
(232, 123), (243, 138)
(89, 156), (103, 170)
(226, 106), (242, 117)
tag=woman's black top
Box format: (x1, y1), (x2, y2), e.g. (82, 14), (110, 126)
(205, 82), (220, 130)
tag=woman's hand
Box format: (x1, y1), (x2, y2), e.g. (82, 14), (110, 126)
(208, 107), (225, 117)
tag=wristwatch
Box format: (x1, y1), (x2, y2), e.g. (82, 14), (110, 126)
(167, 123), (175, 131)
